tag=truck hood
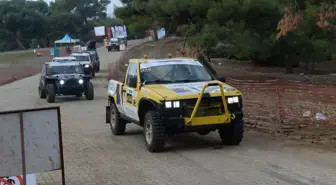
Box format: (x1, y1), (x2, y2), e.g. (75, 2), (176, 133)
(49, 73), (84, 79)
(143, 80), (242, 100)
(78, 61), (90, 65)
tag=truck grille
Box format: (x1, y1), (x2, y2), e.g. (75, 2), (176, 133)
(182, 97), (224, 117)
(65, 79), (79, 86)
(182, 96), (242, 117)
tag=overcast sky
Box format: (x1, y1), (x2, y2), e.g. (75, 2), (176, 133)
(43, 0), (123, 15)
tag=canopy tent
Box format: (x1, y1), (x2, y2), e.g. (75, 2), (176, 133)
(51, 34), (81, 56)
(54, 34), (80, 44)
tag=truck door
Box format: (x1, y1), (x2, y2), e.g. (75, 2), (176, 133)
(122, 63), (140, 122)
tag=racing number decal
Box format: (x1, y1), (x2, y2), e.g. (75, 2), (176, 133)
(126, 94), (132, 104)
(122, 87), (139, 121)
(125, 88), (137, 107)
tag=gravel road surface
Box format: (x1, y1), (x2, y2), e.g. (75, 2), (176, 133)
(0, 40), (335, 185)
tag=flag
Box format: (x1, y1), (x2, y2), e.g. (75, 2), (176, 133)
(94, 26), (105, 36)
(118, 26), (123, 37)
(123, 25), (127, 37)
(111, 27), (115, 38)
(106, 26), (111, 40)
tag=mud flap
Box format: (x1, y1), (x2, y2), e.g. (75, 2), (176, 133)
(106, 106), (111, 124)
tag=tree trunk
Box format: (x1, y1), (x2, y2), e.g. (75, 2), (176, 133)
(285, 60), (293, 73)
(206, 48), (211, 63)
(14, 32), (26, 50)
(153, 28), (158, 41)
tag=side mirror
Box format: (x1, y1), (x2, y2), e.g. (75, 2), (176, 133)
(216, 75), (226, 83)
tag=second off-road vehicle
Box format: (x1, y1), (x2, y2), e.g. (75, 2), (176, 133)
(71, 52), (96, 77)
(38, 61), (94, 103)
(84, 50), (100, 72)
(106, 38), (120, 52)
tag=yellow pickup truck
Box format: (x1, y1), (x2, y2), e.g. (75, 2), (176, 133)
(106, 57), (244, 152)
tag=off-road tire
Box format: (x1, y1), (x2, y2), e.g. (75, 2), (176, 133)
(219, 119), (244, 145)
(197, 131), (210, 135)
(110, 102), (126, 135)
(91, 70), (95, 77)
(39, 88), (46, 99)
(97, 63), (100, 72)
(46, 84), (55, 103)
(95, 65), (99, 72)
(85, 82), (94, 100)
(144, 111), (166, 153)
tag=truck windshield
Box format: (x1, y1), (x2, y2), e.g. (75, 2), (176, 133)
(47, 65), (84, 75)
(140, 63), (214, 84)
(118, 38), (126, 42)
(109, 40), (119, 44)
(73, 55), (90, 61)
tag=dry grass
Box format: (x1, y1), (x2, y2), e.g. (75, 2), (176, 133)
(0, 51), (36, 64)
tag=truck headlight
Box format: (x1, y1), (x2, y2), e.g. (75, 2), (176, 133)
(227, 96), (239, 104)
(78, 79), (83, 84)
(85, 64), (89, 68)
(60, 80), (65, 85)
(173, 101), (180, 108)
(165, 101), (180, 108)
(165, 101), (172, 108)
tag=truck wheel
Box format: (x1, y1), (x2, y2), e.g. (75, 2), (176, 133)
(97, 63), (100, 72)
(91, 70), (95, 77)
(46, 84), (55, 103)
(85, 82), (94, 100)
(110, 102), (126, 135)
(219, 119), (244, 145)
(144, 111), (166, 152)
(39, 88), (46, 99)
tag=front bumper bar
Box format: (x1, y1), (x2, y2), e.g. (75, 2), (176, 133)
(184, 82), (234, 126)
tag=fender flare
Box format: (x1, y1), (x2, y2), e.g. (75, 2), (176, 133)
(138, 98), (163, 124)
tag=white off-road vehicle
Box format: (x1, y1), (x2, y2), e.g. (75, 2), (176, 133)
(71, 52), (96, 77)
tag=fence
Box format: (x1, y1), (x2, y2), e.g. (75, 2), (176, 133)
(227, 77), (336, 143)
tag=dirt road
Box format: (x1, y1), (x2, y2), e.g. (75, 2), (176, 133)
(0, 40), (335, 185)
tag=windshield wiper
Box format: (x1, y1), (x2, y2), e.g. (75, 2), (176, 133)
(146, 80), (172, 84)
(174, 79), (200, 83)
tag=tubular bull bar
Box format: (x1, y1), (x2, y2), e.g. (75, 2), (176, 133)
(185, 82), (235, 126)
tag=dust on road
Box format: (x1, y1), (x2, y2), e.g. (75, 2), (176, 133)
(0, 40), (335, 185)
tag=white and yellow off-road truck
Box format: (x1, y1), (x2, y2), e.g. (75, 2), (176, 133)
(105, 57), (244, 152)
